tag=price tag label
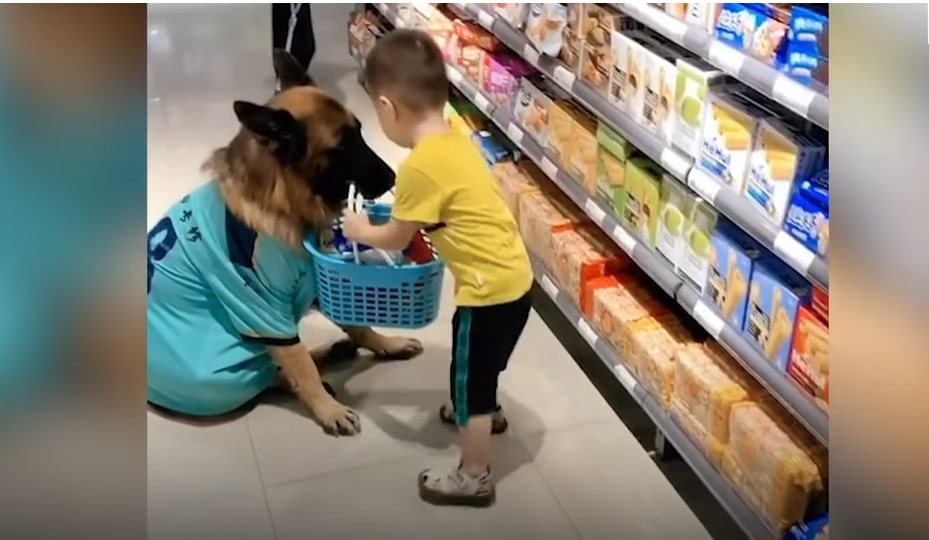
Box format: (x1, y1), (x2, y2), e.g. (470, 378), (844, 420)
(708, 40), (746, 75)
(577, 318), (599, 346)
(584, 199), (607, 226)
(614, 364), (638, 393)
(772, 75), (816, 117)
(540, 273), (559, 299)
(612, 224), (637, 254)
(688, 168), (721, 205)
(660, 147), (692, 179)
(522, 44), (541, 67)
(774, 231), (817, 273)
(473, 93), (492, 114)
(506, 123), (525, 144)
(477, 10), (495, 31)
(446, 66), (463, 84)
(692, 300), (725, 339)
(540, 157), (559, 180)
(552, 65), (576, 90)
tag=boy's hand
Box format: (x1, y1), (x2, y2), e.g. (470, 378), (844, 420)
(342, 211), (371, 243)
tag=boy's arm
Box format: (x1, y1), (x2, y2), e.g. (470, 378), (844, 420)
(342, 214), (423, 251)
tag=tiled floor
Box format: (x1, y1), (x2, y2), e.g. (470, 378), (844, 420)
(146, 5), (712, 540)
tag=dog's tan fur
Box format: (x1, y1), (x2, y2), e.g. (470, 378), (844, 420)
(203, 87), (356, 250)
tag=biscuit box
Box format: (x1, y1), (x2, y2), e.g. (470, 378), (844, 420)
(591, 280), (671, 361)
(787, 305), (829, 409)
(655, 177), (696, 270)
(715, 3), (789, 66)
(673, 58), (732, 159)
(607, 31), (640, 112)
(517, 190), (579, 267)
(627, 316), (696, 408)
(743, 259), (810, 372)
(745, 119), (826, 227)
(621, 157), (663, 248)
(579, 4), (629, 95)
(811, 285), (828, 320)
(513, 77), (568, 148)
(679, 199), (719, 293)
(783, 170), (829, 258)
(596, 122), (635, 203)
(699, 90), (778, 194)
(685, 2), (723, 33)
(567, 112), (600, 195)
(625, 33), (661, 127)
(558, 3), (585, 71)
(705, 221), (764, 331)
(546, 99), (586, 165)
(551, 227), (629, 306)
(641, 42), (679, 144)
(525, 3), (568, 57)
(482, 53), (534, 108)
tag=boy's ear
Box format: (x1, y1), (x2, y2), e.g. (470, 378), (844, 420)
(233, 100), (308, 164)
(376, 95), (397, 119)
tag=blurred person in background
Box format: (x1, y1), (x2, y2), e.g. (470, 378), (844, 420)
(272, 4), (315, 79)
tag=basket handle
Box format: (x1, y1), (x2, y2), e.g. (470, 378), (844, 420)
(347, 183), (397, 267)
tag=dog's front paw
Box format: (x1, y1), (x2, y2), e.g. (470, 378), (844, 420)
(372, 335), (424, 361)
(311, 397), (361, 436)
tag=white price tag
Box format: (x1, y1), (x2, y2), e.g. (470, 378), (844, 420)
(477, 10), (495, 31)
(473, 93), (492, 114)
(506, 123), (525, 144)
(772, 76), (816, 117)
(446, 66), (463, 84)
(540, 273), (559, 299)
(773, 231), (817, 273)
(522, 44), (541, 67)
(612, 224), (637, 254)
(707, 40), (746, 75)
(693, 300), (725, 339)
(540, 157), (559, 180)
(552, 65), (577, 90)
(688, 168), (721, 205)
(584, 199), (607, 226)
(660, 147), (692, 179)
(614, 364), (638, 393)
(577, 318), (599, 346)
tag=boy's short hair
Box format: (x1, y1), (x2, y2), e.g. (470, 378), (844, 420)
(364, 29), (448, 114)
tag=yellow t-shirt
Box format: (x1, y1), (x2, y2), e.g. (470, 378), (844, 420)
(392, 131), (533, 307)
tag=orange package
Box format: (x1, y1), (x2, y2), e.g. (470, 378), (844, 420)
(550, 227), (630, 307)
(517, 191), (580, 268)
(786, 305), (829, 410)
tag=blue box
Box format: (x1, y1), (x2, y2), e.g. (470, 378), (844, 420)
(783, 170), (829, 257)
(742, 259), (810, 372)
(705, 221), (765, 331)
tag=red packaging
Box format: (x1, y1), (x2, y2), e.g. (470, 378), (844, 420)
(786, 305), (829, 409)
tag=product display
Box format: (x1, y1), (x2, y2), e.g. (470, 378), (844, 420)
(551, 227), (629, 306)
(620, 157), (663, 247)
(679, 198), (719, 293)
(705, 221), (765, 330)
(655, 178), (696, 269)
(525, 3), (568, 57)
(482, 52), (534, 107)
(673, 58), (729, 158)
(743, 259), (810, 371)
(595, 122), (635, 202)
(559, 3), (585, 71)
(783, 169), (829, 257)
(786, 304), (829, 409)
(627, 315), (696, 408)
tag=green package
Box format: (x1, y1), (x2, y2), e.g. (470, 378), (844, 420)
(596, 122), (635, 202)
(678, 198), (719, 293)
(656, 177), (696, 268)
(621, 157), (663, 248)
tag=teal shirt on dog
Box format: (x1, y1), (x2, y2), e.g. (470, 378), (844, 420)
(147, 181), (317, 415)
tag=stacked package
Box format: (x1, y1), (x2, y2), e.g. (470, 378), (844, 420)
(625, 316), (697, 408)
(517, 190), (582, 269)
(550, 228), (629, 307)
(491, 161), (543, 220)
(590, 279), (670, 362)
(720, 401), (826, 534)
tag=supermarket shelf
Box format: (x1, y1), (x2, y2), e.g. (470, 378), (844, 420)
(675, 284), (829, 446)
(369, 0), (827, 447)
(614, 3), (828, 129)
(687, 168), (829, 290)
(529, 254), (773, 540)
(456, 2), (694, 182)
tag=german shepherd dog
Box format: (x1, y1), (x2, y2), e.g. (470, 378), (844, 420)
(147, 51), (421, 435)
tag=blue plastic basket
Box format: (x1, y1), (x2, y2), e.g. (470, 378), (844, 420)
(303, 217), (444, 329)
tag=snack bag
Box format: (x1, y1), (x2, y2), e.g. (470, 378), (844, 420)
(743, 259), (810, 371)
(786, 305), (829, 409)
(705, 221), (764, 330)
(482, 53), (534, 107)
(559, 3), (585, 70)
(525, 3), (568, 57)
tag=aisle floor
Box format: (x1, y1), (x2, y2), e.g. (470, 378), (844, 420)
(146, 5), (712, 540)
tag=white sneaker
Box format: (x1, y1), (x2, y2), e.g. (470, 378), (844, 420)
(418, 466), (495, 507)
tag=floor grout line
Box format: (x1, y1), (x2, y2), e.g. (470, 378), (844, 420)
(246, 418), (280, 540)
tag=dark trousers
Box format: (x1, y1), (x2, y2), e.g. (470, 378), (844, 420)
(272, 4), (315, 71)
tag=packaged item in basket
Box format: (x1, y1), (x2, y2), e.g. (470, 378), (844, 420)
(596, 122), (635, 202)
(627, 316), (696, 407)
(517, 190), (580, 266)
(745, 119), (826, 227)
(656, 178), (697, 269)
(592, 281), (671, 360)
(679, 199), (719, 293)
(493, 3), (529, 30)
(673, 58), (731, 159)
(705, 221), (764, 330)
(457, 44), (487, 83)
(743, 259), (810, 371)
(453, 18), (501, 52)
(579, 5), (629, 95)
(787, 305), (829, 409)
(641, 44), (679, 143)
(551, 228), (628, 306)
(525, 3), (568, 57)
(699, 90), (778, 194)
(621, 158), (663, 248)
(559, 3), (585, 71)
(482, 53), (535, 107)
(720, 401), (826, 534)
(567, 113), (600, 195)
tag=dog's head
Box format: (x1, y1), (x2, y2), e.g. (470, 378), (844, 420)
(223, 50), (394, 220)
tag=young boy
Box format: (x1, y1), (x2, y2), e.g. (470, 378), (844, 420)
(343, 29), (533, 507)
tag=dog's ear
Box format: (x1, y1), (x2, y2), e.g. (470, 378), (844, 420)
(273, 48), (315, 90)
(233, 100), (308, 165)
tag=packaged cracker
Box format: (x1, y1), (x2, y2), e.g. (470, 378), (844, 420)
(566, 112), (600, 195)
(673, 58), (732, 159)
(517, 190), (580, 267)
(656, 177), (697, 270)
(679, 199), (719, 293)
(546, 100), (587, 165)
(513, 77), (567, 148)
(620, 157), (663, 248)
(608, 31), (642, 111)
(592, 280), (670, 361)
(672, 345), (750, 446)
(579, 4), (627, 94)
(596, 122), (635, 203)
(786, 305), (829, 410)
(743, 259), (810, 372)
(525, 3), (568, 57)
(551, 228), (628, 306)
(627, 316), (696, 407)
(559, 3), (585, 71)
(705, 221), (765, 331)
(641, 43), (679, 143)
